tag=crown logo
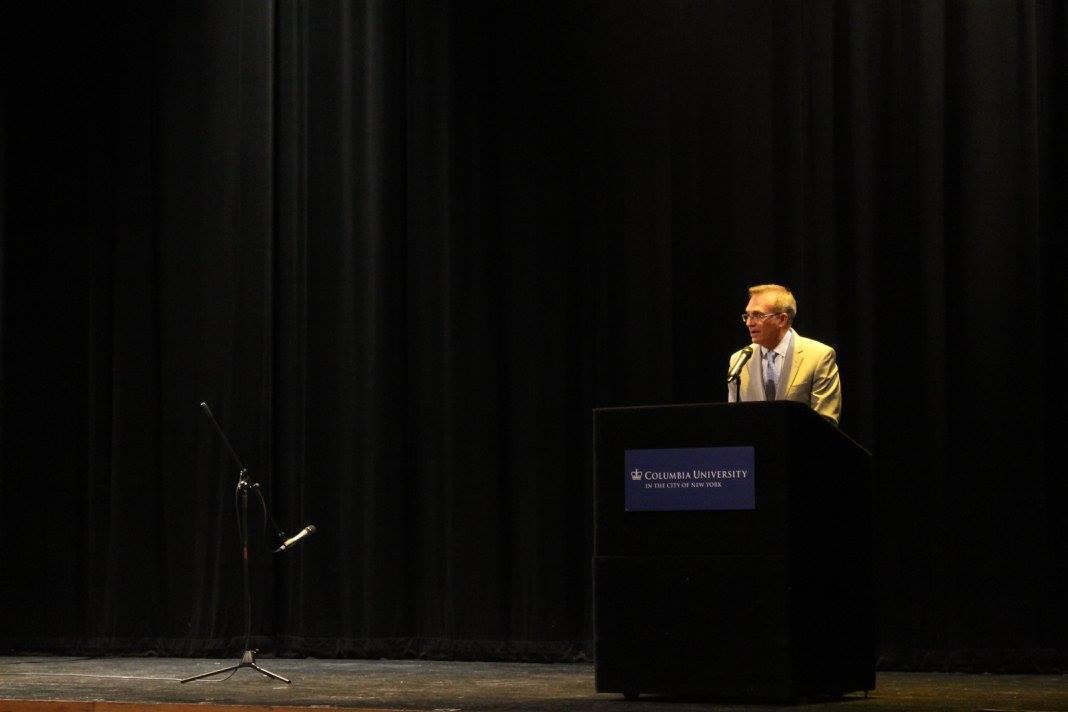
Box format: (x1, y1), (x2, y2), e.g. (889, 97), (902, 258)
(630, 469), (644, 481)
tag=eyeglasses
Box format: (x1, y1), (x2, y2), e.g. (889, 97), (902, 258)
(740, 312), (783, 324)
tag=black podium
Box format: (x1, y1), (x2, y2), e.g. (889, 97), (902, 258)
(593, 401), (874, 701)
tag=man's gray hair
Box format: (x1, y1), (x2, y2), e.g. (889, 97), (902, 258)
(748, 284), (797, 322)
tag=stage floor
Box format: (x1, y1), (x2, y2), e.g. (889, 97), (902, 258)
(0, 657), (1065, 711)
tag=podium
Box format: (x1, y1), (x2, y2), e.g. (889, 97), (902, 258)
(593, 401), (874, 701)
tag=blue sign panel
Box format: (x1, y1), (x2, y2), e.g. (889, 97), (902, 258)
(624, 446), (755, 511)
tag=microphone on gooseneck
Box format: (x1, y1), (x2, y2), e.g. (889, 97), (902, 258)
(727, 346), (753, 383)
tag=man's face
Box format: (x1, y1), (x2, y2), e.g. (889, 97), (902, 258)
(744, 293), (789, 349)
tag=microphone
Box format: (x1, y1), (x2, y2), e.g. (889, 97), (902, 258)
(727, 346), (753, 382)
(275, 525), (317, 552)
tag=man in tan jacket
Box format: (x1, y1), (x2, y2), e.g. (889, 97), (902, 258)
(727, 284), (841, 426)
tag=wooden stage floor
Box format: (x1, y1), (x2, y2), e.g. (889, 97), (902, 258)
(0, 657), (1065, 712)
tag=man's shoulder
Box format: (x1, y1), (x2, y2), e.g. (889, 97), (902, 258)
(794, 332), (836, 357)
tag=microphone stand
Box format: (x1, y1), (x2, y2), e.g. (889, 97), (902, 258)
(181, 403), (290, 685)
(728, 375), (742, 403)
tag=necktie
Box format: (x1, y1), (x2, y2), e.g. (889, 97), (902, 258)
(764, 351), (777, 401)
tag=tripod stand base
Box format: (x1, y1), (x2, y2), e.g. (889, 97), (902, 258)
(180, 649), (291, 684)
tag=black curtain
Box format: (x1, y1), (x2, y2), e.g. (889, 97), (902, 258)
(1, 1), (1065, 669)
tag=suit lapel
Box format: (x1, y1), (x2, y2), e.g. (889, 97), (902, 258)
(781, 330), (804, 397)
(745, 349), (764, 401)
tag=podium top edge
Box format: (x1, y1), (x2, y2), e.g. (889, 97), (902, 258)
(592, 401), (871, 457)
(592, 400), (809, 414)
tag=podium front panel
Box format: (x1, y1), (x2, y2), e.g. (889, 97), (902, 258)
(592, 400), (874, 700)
